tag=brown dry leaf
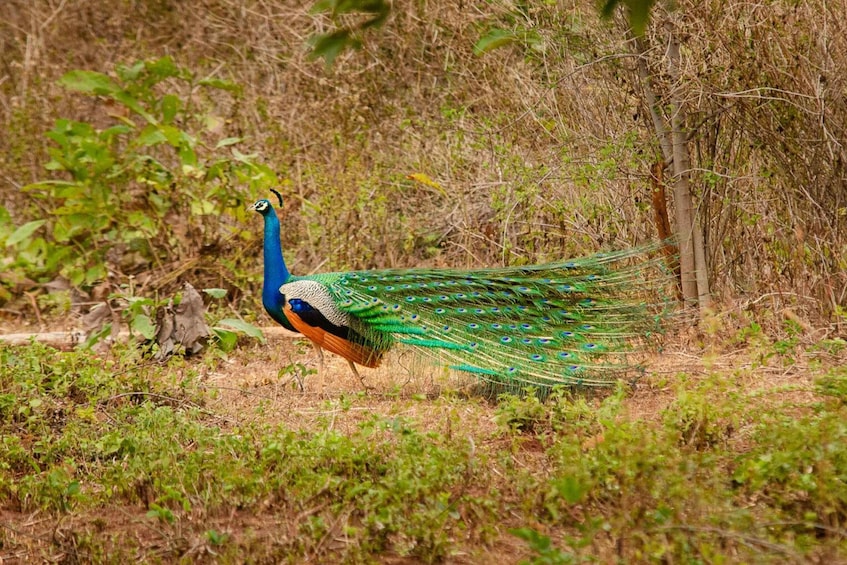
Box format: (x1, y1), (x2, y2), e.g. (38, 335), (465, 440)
(154, 282), (209, 359)
(156, 283), (209, 359)
(82, 302), (112, 334)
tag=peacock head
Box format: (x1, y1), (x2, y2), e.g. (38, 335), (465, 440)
(249, 198), (273, 215)
(249, 189), (284, 216)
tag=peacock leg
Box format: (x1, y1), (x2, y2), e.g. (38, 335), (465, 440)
(313, 343), (325, 396)
(347, 360), (370, 391)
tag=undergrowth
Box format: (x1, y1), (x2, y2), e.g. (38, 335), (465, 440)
(1, 341), (845, 562)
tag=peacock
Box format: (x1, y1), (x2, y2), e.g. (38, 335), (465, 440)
(251, 190), (674, 393)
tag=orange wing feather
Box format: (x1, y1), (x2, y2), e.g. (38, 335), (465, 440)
(284, 304), (384, 368)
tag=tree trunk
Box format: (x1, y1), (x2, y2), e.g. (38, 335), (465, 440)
(635, 34), (700, 308)
(666, 20), (711, 309)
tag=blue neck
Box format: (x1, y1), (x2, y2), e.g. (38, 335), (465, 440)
(261, 206), (294, 330)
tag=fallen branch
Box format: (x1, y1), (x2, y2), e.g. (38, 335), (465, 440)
(0, 326), (300, 350)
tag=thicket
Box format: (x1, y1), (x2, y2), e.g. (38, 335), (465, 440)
(0, 0), (844, 325)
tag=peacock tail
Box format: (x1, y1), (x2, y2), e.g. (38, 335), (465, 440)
(253, 194), (676, 389)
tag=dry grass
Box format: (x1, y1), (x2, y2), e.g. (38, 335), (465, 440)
(2, 0), (845, 323)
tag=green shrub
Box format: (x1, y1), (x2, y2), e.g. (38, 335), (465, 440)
(8, 57), (276, 290)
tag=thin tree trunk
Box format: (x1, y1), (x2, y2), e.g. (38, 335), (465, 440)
(666, 21), (710, 309)
(635, 37), (673, 164)
(635, 33), (699, 307)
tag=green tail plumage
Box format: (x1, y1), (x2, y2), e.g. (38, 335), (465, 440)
(307, 241), (676, 388)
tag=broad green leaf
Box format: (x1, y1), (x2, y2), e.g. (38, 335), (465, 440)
(308, 30), (357, 66)
(145, 56), (181, 82)
(136, 125), (168, 146)
(203, 288), (228, 299)
(216, 318), (266, 342)
(159, 124), (184, 146)
(600, 0), (657, 35)
(553, 476), (589, 504)
(66, 266), (85, 287)
(6, 220), (46, 247)
(190, 198), (216, 215)
(59, 70), (121, 95)
(179, 144), (198, 168)
(85, 264), (107, 284)
(160, 94), (180, 124)
(127, 211), (158, 237)
(474, 28), (518, 55)
(131, 314), (157, 340)
(212, 328), (238, 352)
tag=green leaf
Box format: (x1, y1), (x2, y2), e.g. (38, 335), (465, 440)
(113, 91), (156, 124)
(127, 211), (158, 237)
(474, 28), (518, 55)
(144, 56), (181, 82)
(309, 0), (335, 14)
(212, 328), (238, 352)
(160, 94), (180, 124)
(159, 125), (184, 146)
(190, 198), (216, 215)
(23, 180), (78, 192)
(179, 144), (198, 168)
(197, 78), (241, 92)
(80, 323), (113, 349)
(308, 30), (357, 66)
(136, 125), (168, 146)
(6, 220), (47, 247)
(203, 288), (228, 299)
(216, 318), (265, 342)
(59, 70), (121, 95)
(600, 0), (657, 35)
(131, 314), (157, 340)
(553, 476), (588, 504)
(85, 264), (107, 284)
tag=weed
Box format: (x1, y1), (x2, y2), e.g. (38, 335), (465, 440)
(663, 385), (734, 449)
(816, 366), (847, 404)
(496, 390), (548, 433)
